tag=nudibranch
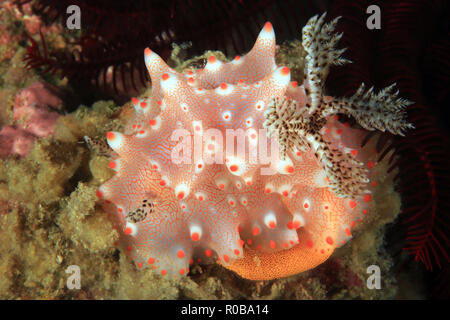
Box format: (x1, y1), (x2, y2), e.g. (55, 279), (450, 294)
(95, 13), (413, 280)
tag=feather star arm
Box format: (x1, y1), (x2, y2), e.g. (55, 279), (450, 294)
(302, 13), (351, 115)
(319, 83), (415, 136)
(264, 97), (370, 198)
(264, 13), (414, 198)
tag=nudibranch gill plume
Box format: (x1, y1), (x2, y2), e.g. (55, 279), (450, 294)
(94, 13), (413, 280)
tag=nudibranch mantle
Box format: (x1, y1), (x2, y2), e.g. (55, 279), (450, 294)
(96, 13), (413, 280)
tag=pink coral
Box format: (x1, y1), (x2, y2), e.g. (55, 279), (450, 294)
(97, 14), (412, 279)
(0, 81), (62, 158)
(13, 81), (62, 137)
(0, 125), (34, 158)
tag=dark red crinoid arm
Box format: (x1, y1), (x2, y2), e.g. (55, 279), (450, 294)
(16, 0), (327, 100)
(326, 0), (450, 298)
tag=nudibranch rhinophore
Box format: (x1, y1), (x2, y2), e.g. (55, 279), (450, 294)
(95, 13), (413, 280)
